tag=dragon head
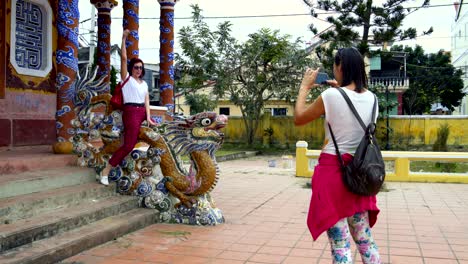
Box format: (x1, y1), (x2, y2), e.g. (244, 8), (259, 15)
(165, 112), (228, 157)
(187, 112), (228, 141)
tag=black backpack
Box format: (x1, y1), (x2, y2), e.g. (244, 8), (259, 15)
(328, 88), (386, 196)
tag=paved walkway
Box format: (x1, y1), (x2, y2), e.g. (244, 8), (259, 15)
(64, 155), (468, 264)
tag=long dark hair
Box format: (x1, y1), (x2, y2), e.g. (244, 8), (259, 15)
(128, 57), (145, 78)
(334, 47), (367, 93)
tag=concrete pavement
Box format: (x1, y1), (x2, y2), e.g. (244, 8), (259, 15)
(63, 155), (468, 264)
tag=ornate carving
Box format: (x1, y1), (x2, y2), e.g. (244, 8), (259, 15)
(123, 0), (139, 59)
(91, 0), (118, 85)
(72, 67), (228, 225)
(158, 1), (177, 115)
(10, 0), (53, 77)
(54, 0), (79, 153)
(5, 45), (56, 92)
(14, 1), (43, 70)
(90, 0), (118, 10)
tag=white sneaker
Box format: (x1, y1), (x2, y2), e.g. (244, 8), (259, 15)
(100, 176), (109, 186)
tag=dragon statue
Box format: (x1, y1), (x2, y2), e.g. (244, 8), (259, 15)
(71, 68), (227, 225)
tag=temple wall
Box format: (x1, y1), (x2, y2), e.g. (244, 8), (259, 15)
(0, 0), (58, 148)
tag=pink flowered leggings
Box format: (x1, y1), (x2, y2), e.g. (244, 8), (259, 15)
(327, 211), (381, 264)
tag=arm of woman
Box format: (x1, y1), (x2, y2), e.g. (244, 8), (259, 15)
(294, 68), (325, 126)
(120, 29), (130, 80)
(294, 95), (325, 126)
(145, 93), (156, 126)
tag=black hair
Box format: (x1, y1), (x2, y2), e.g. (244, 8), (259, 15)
(128, 57), (145, 78)
(334, 47), (367, 93)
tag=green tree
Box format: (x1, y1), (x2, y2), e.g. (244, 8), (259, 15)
(303, 0), (432, 69)
(185, 94), (217, 115)
(89, 48), (117, 94)
(177, 5), (318, 145)
(109, 66), (118, 94)
(390, 45), (464, 114)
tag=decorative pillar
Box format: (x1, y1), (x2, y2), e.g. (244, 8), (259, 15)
(123, 0), (139, 59)
(91, 0), (118, 85)
(158, 0), (178, 116)
(53, 0), (80, 154)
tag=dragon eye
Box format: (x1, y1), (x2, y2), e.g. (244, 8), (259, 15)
(200, 118), (212, 126)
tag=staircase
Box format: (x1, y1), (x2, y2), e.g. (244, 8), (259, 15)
(0, 146), (158, 264)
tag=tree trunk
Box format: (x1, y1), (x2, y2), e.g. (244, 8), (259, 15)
(360, 0), (373, 55)
(241, 109), (262, 146)
(246, 117), (255, 145)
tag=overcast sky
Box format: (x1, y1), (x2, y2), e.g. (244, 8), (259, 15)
(78, 0), (456, 64)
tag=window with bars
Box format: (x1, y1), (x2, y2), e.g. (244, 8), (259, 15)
(219, 107), (230, 116)
(10, 0), (52, 77)
(272, 108), (287, 116)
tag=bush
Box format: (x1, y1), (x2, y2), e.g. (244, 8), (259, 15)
(433, 123), (457, 172)
(432, 123), (450, 152)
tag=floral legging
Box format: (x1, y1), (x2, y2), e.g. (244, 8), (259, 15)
(326, 211), (381, 264)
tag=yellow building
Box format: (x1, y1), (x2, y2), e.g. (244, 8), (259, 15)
(175, 85), (295, 117)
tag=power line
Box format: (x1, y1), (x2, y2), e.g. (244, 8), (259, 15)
(112, 13), (314, 20)
(108, 3), (463, 21)
(406, 63), (466, 70)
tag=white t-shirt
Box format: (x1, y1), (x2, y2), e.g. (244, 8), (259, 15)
(321, 87), (379, 155)
(122, 76), (148, 104)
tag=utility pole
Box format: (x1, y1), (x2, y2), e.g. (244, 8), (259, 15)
(89, 5), (96, 66)
(385, 85), (391, 150)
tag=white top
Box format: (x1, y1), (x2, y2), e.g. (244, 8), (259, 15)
(321, 87), (379, 155)
(122, 76), (148, 104)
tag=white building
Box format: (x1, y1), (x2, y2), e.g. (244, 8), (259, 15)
(451, 0), (468, 115)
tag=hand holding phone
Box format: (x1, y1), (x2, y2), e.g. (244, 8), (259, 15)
(314, 72), (330, 85)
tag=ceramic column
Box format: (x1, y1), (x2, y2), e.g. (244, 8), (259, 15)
(53, 0), (80, 154)
(158, 0), (178, 116)
(91, 0), (118, 84)
(123, 0), (139, 60)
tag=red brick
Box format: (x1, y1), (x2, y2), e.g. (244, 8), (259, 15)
(0, 119), (11, 147)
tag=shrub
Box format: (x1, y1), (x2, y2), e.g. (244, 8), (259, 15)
(433, 123), (457, 172)
(433, 123), (450, 152)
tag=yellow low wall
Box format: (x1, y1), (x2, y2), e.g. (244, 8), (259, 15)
(224, 115), (468, 148)
(295, 141), (468, 183)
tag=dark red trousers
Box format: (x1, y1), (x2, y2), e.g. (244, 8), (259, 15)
(109, 105), (146, 167)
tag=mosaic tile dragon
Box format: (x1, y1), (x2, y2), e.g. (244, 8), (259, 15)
(71, 68), (227, 225)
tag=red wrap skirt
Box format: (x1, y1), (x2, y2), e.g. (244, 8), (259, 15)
(307, 152), (380, 240)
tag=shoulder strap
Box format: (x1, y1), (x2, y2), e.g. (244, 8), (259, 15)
(336, 88), (377, 131)
(371, 94), (377, 124)
(122, 76), (131, 86)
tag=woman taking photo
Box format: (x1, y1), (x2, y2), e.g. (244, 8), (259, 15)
(294, 47), (381, 264)
(99, 29), (156, 185)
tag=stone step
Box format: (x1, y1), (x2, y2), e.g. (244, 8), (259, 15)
(0, 195), (139, 252)
(217, 150), (259, 162)
(0, 182), (116, 223)
(0, 167), (96, 199)
(0, 146), (77, 175)
(0, 208), (158, 264)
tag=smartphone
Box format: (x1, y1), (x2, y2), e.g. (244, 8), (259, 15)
(315, 72), (330, 85)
